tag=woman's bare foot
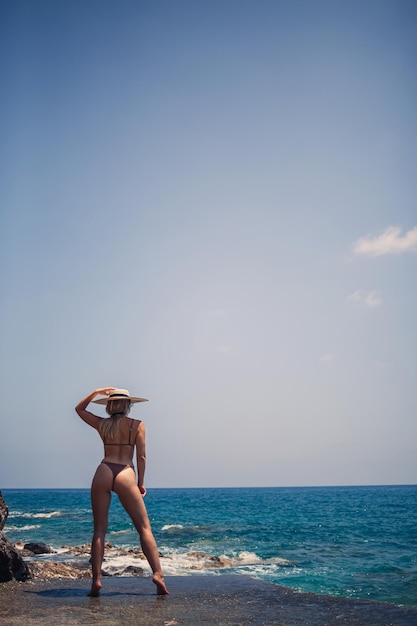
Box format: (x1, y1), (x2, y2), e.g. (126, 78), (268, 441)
(152, 573), (169, 595)
(88, 580), (102, 597)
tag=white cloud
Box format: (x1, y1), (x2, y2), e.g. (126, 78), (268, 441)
(352, 226), (417, 256)
(214, 345), (231, 354)
(364, 292), (383, 308)
(320, 353), (334, 362)
(347, 290), (383, 308)
(346, 290), (362, 303)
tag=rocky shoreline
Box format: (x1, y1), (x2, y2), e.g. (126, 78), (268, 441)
(1, 490), (152, 582)
(1, 491), (90, 582)
(1, 488), (232, 582)
(1, 490), (236, 582)
(13, 541), (149, 581)
(13, 541), (233, 581)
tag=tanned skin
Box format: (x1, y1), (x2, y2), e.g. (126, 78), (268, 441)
(75, 387), (168, 596)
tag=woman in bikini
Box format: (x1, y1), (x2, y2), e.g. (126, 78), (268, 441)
(75, 387), (168, 596)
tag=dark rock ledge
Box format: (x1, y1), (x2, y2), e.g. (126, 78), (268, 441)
(0, 490), (30, 582)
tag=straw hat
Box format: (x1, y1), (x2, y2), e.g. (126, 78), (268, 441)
(92, 388), (148, 405)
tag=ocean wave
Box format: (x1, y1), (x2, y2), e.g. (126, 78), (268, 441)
(226, 552), (292, 567)
(267, 556), (293, 567)
(109, 529), (130, 535)
(156, 548), (290, 577)
(5, 524), (41, 531)
(232, 551), (262, 564)
(7, 511), (25, 518)
(22, 511), (61, 519)
(149, 549), (224, 576)
(161, 524), (212, 535)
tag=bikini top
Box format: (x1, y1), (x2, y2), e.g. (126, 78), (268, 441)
(103, 417), (140, 448)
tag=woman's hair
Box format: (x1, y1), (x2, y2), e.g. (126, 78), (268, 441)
(99, 398), (132, 441)
(106, 399), (131, 417)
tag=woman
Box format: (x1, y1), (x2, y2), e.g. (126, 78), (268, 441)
(75, 387), (168, 596)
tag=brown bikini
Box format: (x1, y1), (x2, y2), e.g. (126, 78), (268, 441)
(101, 418), (139, 491)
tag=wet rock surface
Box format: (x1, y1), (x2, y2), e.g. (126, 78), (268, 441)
(1, 575), (416, 626)
(23, 542), (54, 555)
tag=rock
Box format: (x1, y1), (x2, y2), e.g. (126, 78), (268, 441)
(187, 551), (229, 567)
(23, 542), (54, 555)
(0, 533), (31, 582)
(0, 492), (8, 531)
(60, 544), (91, 555)
(127, 547), (146, 558)
(28, 561), (91, 580)
(16, 548), (36, 557)
(121, 565), (144, 576)
(60, 542), (112, 556)
(0, 492), (31, 582)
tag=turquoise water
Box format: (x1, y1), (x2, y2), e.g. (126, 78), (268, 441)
(3, 485), (416, 607)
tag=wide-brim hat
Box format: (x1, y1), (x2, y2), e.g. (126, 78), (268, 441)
(92, 388), (148, 405)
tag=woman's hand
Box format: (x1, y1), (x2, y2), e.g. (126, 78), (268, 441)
(94, 387), (117, 397)
(138, 485), (147, 498)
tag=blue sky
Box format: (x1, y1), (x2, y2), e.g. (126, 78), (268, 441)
(1, 0), (416, 488)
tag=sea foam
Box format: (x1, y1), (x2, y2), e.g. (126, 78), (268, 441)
(6, 524), (41, 531)
(22, 511), (61, 519)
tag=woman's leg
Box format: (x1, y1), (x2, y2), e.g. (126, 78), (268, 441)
(115, 470), (168, 594)
(89, 464), (112, 596)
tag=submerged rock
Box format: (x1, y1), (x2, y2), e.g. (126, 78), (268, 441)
(187, 551), (231, 567)
(23, 542), (54, 555)
(99, 564), (146, 578)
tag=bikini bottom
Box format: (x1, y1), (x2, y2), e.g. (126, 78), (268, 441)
(101, 461), (134, 491)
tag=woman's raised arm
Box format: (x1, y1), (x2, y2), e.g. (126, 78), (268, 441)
(75, 387), (116, 429)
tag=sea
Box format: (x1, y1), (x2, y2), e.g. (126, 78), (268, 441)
(2, 485), (416, 608)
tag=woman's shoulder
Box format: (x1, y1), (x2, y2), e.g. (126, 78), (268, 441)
(133, 418), (144, 435)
